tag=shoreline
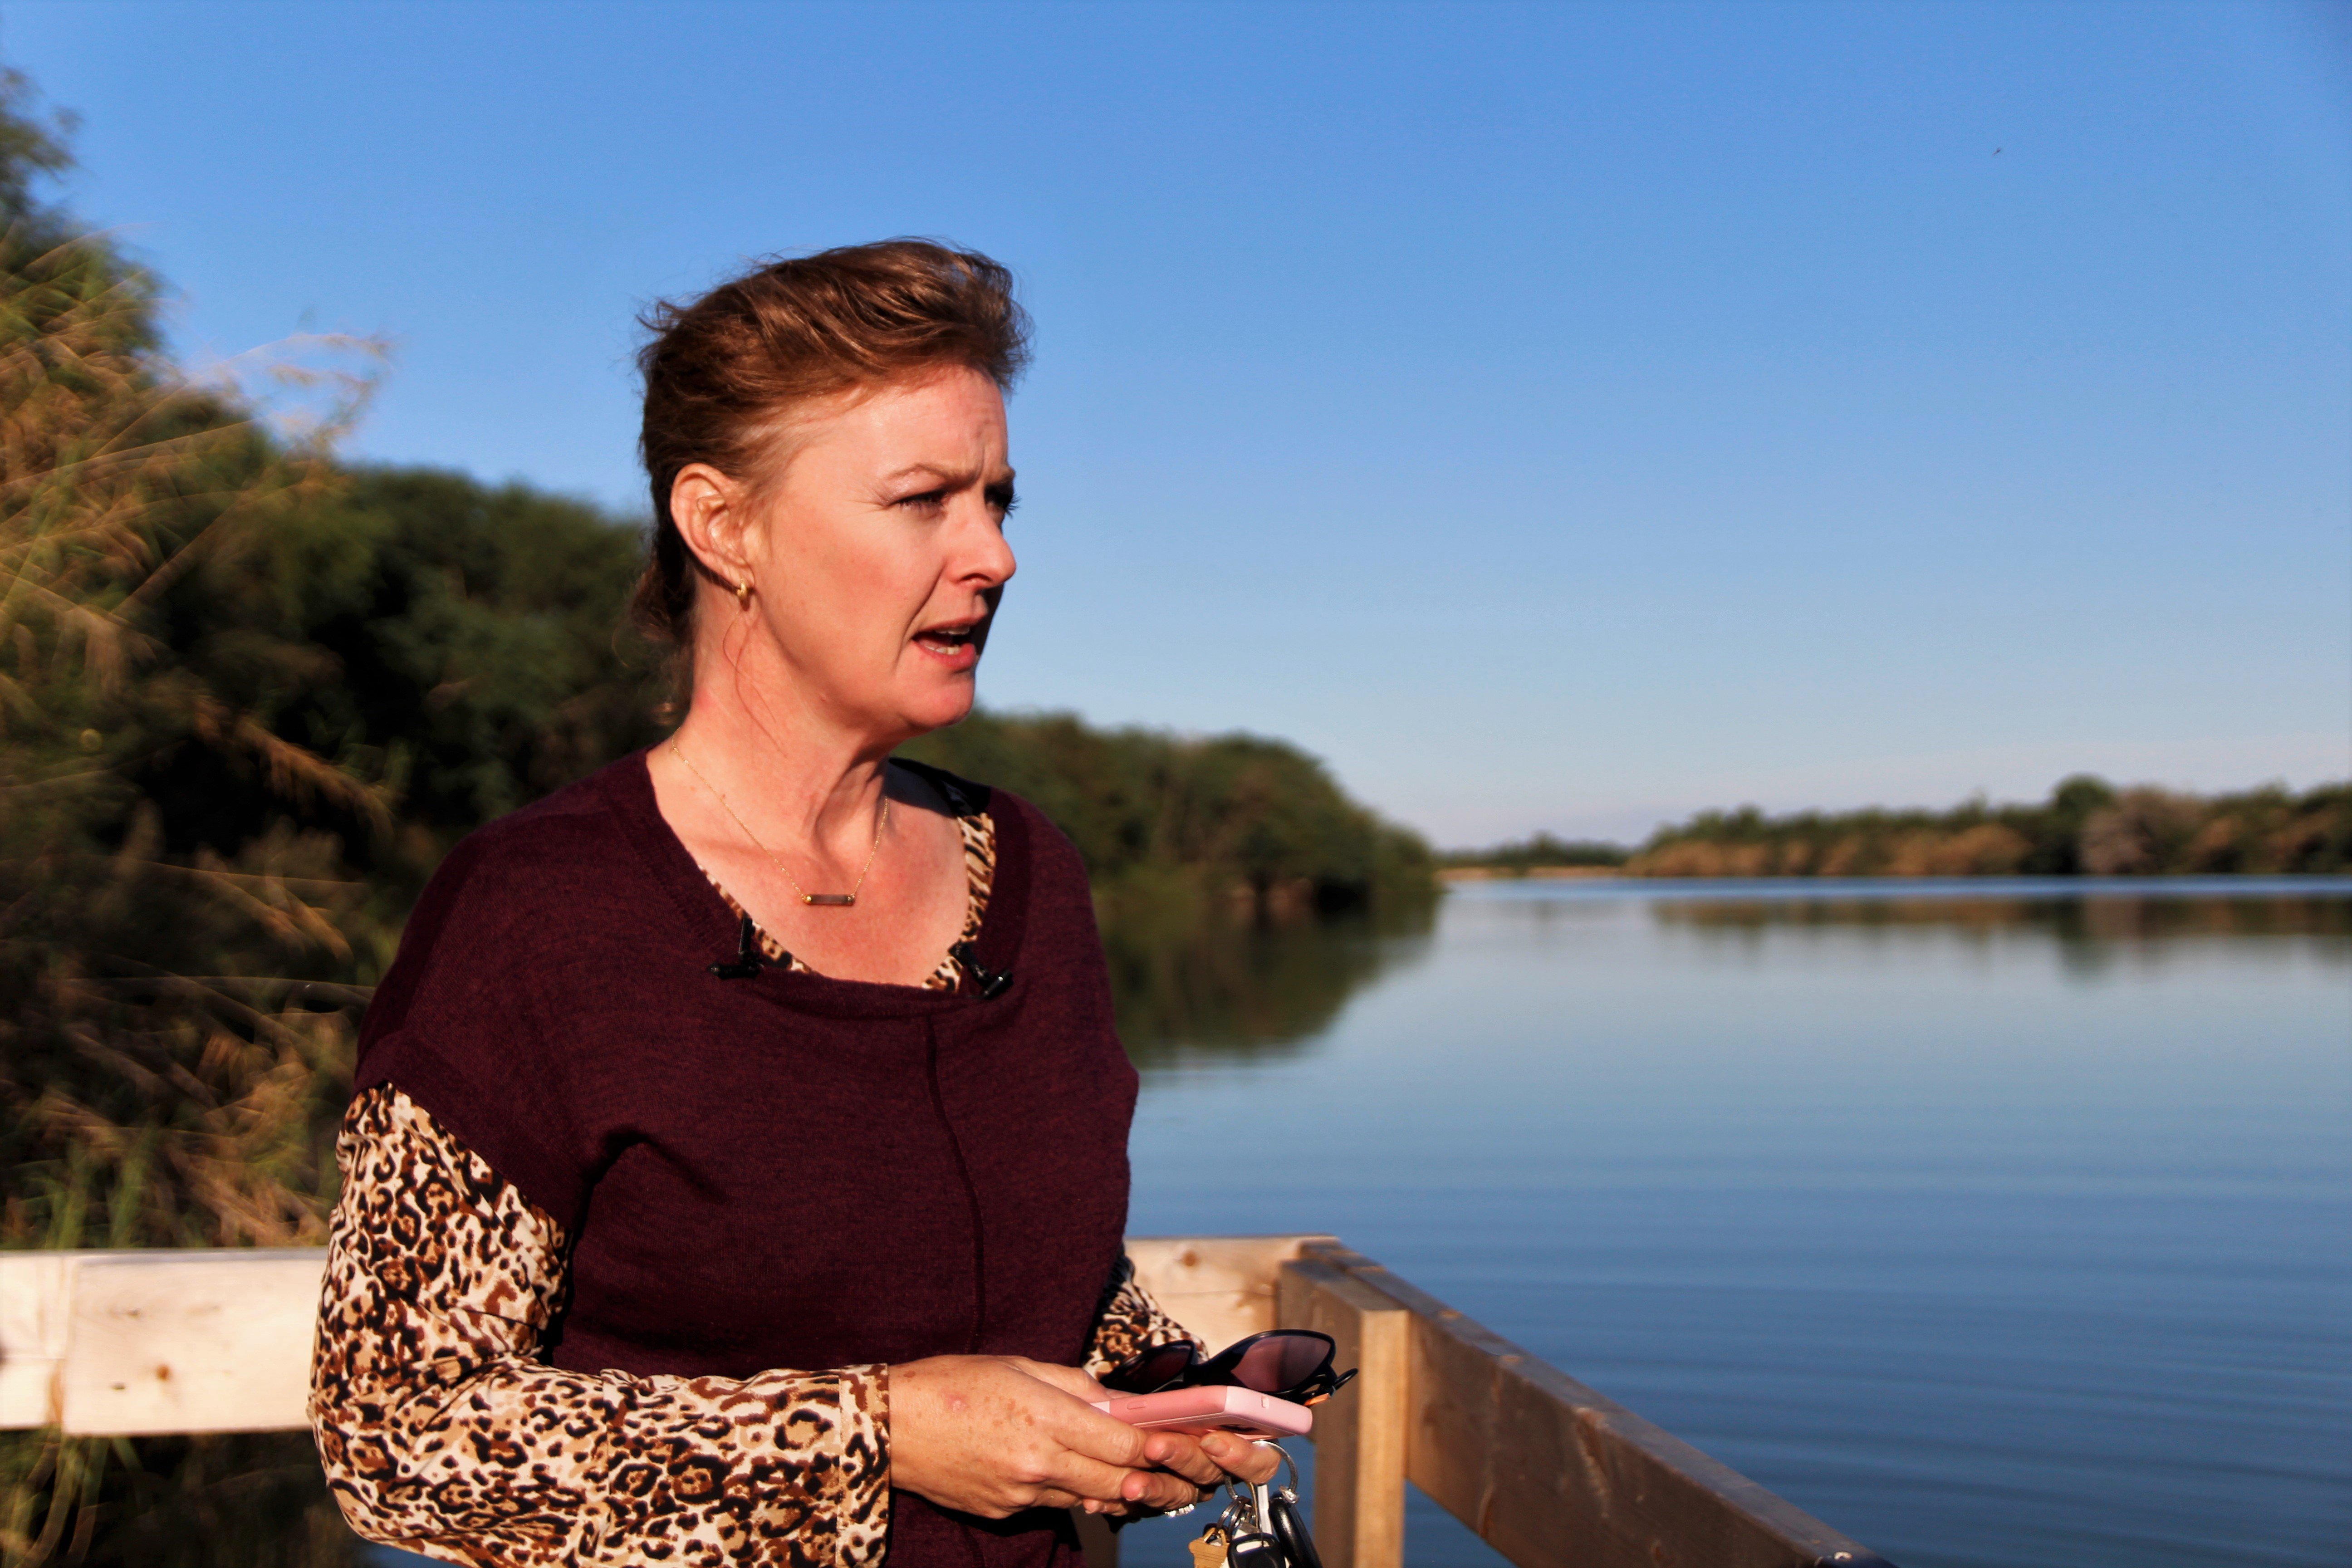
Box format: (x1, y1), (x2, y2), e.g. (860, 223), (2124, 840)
(1439, 866), (2352, 886)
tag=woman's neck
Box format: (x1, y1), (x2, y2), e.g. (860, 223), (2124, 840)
(662, 671), (900, 873)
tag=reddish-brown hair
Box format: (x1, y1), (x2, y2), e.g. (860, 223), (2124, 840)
(632, 239), (1030, 656)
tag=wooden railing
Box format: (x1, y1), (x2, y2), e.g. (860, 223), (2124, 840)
(1, 1237), (1894, 1568)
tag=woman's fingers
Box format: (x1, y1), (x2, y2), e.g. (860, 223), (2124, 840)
(1118, 1468), (1208, 1511)
(1197, 1432), (1284, 1485)
(1007, 1374), (1224, 1512)
(892, 1356), (1151, 1518)
(1137, 1432), (1229, 1488)
(1048, 1446), (1169, 1509)
(891, 1352), (1286, 1524)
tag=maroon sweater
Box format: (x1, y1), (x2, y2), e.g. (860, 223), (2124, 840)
(354, 751), (1140, 1568)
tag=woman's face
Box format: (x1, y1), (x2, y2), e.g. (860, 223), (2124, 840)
(708, 364), (1017, 744)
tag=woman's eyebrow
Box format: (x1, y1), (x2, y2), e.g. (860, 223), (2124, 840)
(880, 463), (958, 488)
(879, 463), (1017, 498)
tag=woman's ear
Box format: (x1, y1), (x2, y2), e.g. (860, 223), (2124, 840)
(669, 463), (755, 594)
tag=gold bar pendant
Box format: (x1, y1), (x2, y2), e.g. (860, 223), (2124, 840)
(804, 893), (857, 906)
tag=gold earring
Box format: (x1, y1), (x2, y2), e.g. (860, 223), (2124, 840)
(733, 578), (753, 611)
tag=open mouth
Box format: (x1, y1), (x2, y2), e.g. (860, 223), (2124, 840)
(914, 619), (983, 658)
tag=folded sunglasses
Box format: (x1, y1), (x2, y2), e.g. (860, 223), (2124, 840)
(1102, 1329), (1358, 1406)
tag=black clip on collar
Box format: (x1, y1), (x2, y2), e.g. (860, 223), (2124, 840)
(710, 914), (779, 980)
(951, 942), (1014, 999)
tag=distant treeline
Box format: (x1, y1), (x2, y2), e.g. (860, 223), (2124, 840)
(906, 712), (1434, 917)
(1438, 833), (1628, 873)
(1450, 776), (2352, 878)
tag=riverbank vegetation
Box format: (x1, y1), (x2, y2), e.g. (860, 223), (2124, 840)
(906, 711), (1435, 918)
(1448, 776), (2352, 879)
(1437, 833), (1627, 875)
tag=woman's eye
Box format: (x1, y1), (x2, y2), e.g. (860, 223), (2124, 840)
(896, 489), (948, 511)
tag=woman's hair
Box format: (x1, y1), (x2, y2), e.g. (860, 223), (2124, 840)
(632, 239), (1030, 656)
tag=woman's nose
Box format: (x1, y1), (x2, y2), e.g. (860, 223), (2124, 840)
(964, 507), (1017, 586)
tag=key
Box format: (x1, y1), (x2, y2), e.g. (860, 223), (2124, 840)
(1189, 1524), (1230, 1568)
(1226, 1529), (1284, 1568)
(1224, 1481), (1285, 1568)
(1269, 1492), (1322, 1568)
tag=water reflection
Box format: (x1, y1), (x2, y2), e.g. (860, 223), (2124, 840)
(1099, 885), (2351, 1067)
(1645, 884), (2352, 977)
(1651, 890), (2350, 936)
(1100, 902), (1435, 1069)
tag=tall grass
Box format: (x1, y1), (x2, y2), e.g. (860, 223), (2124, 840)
(0, 155), (377, 1256)
(0, 72), (377, 1568)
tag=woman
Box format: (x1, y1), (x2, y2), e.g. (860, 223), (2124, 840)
(309, 241), (1280, 1567)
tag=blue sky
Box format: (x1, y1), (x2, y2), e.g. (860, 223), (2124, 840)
(10, 0), (2347, 843)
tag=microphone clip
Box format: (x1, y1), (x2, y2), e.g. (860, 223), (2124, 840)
(710, 914), (783, 980)
(951, 942), (1013, 999)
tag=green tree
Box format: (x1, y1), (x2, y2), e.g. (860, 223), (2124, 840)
(903, 710), (1436, 916)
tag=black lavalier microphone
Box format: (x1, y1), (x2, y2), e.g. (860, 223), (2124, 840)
(710, 915), (781, 980)
(951, 942), (1013, 999)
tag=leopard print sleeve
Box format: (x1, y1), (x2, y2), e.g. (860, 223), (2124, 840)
(311, 1083), (889, 1568)
(1082, 1257), (1203, 1381)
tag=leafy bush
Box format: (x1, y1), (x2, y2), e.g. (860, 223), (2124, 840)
(902, 710), (1436, 916)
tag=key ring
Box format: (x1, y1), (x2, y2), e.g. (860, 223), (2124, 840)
(1255, 1441), (1303, 1497)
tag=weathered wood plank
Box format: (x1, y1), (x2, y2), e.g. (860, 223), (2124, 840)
(1277, 1255), (1410, 1568)
(1, 1239), (1311, 1435)
(57, 1250), (326, 1436)
(0, 1251), (78, 1427)
(1127, 1234), (1333, 1355)
(1301, 1243), (1893, 1568)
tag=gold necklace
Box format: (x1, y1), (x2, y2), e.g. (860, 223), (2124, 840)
(671, 739), (889, 907)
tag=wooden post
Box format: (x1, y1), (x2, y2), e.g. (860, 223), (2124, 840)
(1071, 1507), (1119, 1568)
(1298, 1243), (1894, 1568)
(1277, 1255), (1410, 1568)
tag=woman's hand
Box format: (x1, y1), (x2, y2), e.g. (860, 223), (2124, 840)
(1126, 1427), (1284, 1509)
(889, 1357), (1282, 1519)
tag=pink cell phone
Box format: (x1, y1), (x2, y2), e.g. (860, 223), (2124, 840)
(1090, 1385), (1314, 1438)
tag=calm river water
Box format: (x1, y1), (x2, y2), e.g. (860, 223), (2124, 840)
(1112, 879), (2351, 1568)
